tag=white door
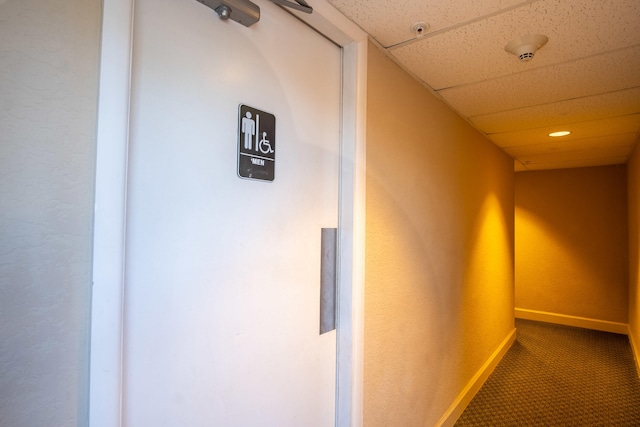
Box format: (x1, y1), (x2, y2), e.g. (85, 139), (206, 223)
(123, 0), (341, 425)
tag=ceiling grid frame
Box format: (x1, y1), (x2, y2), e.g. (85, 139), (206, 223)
(327, 0), (640, 170)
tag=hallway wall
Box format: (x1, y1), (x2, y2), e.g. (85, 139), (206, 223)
(515, 166), (629, 327)
(364, 42), (515, 426)
(628, 145), (640, 363)
(0, 0), (101, 425)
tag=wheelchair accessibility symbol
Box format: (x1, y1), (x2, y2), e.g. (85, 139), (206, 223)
(257, 131), (274, 154)
(238, 104), (276, 182)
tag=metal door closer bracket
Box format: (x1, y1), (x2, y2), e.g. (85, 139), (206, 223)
(197, 0), (312, 28)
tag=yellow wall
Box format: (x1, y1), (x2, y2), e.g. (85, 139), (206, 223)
(515, 166), (629, 324)
(364, 42), (515, 426)
(628, 145), (640, 360)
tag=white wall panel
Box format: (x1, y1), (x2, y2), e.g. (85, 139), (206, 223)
(0, 0), (101, 425)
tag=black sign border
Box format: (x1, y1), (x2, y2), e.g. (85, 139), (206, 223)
(237, 104), (276, 182)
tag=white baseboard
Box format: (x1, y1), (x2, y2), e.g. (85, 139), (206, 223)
(515, 308), (629, 335)
(436, 328), (517, 427)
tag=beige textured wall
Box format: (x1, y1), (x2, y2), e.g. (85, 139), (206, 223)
(0, 0), (101, 424)
(365, 42), (515, 426)
(515, 166), (629, 323)
(628, 146), (640, 354)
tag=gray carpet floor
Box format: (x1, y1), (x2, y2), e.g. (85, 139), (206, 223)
(455, 319), (640, 426)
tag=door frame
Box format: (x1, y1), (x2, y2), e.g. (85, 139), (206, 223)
(88, 1), (367, 426)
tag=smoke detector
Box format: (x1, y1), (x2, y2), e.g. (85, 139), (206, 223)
(505, 34), (548, 62)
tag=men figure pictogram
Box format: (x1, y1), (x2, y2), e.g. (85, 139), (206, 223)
(242, 111), (255, 150)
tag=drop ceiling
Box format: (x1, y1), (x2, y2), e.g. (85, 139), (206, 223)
(325, 0), (640, 171)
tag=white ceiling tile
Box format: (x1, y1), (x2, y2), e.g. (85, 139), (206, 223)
(513, 144), (631, 164)
(470, 88), (640, 133)
(389, 0), (640, 89)
(519, 156), (629, 170)
(503, 133), (637, 157)
(489, 114), (640, 148)
(326, 0), (527, 47)
(326, 0), (640, 170)
(437, 45), (640, 116)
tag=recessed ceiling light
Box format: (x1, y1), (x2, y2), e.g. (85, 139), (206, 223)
(549, 131), (571, 137)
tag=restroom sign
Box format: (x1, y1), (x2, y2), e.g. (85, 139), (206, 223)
(238, 104), (276, 181)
